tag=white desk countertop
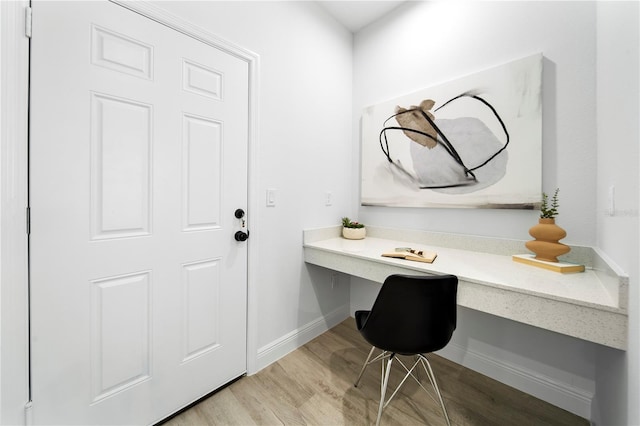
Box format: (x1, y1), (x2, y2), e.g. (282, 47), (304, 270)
(303, 227), (628, 350)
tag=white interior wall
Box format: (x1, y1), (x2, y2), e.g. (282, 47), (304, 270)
(594, 2), (639, 425)
(152, 1), (354, 369)
(352, 1), (638, 422)
(353, 1), (597, 243)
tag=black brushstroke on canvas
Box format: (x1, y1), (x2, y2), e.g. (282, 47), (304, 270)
(379, 93), (509, 189)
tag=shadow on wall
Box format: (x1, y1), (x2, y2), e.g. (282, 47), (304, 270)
(299, 263), (350, 332)
(541, 57), (558, 188)
(592, 345), (628, 425)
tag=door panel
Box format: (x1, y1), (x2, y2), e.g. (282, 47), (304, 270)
(91, 92), (152, 239)
(29, 1), (249, 424)
(91, 271), (152, 402)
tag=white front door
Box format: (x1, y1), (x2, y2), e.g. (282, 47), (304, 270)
(29, 1), (249, 424)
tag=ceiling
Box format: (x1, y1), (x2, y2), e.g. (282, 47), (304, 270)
(317, 1), (406, 32)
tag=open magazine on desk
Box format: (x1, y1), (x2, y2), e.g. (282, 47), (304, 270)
(382, 247), (437, 264)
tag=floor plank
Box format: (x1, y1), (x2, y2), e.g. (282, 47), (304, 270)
(162, 318), (589, 425)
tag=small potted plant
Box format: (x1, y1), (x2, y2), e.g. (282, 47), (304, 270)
(341, 217), (366, 240)
(525, 188), (570, 262)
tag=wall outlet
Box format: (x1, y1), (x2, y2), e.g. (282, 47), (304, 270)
(324, 191), (333, 206)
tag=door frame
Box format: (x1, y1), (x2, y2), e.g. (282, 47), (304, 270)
(0, 1), (260, 423)
(0, 1), (30, 424)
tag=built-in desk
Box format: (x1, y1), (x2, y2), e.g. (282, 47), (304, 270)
(303, 226), (628, 350)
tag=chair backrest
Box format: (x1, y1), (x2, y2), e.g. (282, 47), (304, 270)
(360, 274), (458, 355)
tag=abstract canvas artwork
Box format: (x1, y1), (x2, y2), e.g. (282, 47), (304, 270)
(361, 53), (542, 209)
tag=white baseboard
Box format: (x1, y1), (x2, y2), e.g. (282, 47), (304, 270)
(255, 304), (350, 372)
(437, 342), (593, 420)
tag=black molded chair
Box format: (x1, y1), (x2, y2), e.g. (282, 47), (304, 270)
(354, 274), (458, 426)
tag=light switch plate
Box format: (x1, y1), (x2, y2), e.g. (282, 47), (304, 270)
(266, 189), (276, 207)
(608, 185), (615, 216)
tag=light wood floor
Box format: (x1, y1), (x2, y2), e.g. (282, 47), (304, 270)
(162, 318), (589, 425)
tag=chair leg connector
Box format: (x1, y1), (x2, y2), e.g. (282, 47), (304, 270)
(354, 347), (451, 426)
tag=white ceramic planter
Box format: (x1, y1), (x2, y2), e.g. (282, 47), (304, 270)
(342, 227), (366, 240)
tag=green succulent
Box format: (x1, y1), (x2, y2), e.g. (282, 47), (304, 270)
(341, 217), (364, 229)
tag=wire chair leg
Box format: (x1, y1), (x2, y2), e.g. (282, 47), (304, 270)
(383, 356), (421, 409)
(376, 355), (394, 426)
(419, 355), (451, 426)
(354, 346), (376, 387)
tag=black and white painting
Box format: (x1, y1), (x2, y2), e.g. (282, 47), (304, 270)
(361, 53), (542, 209)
